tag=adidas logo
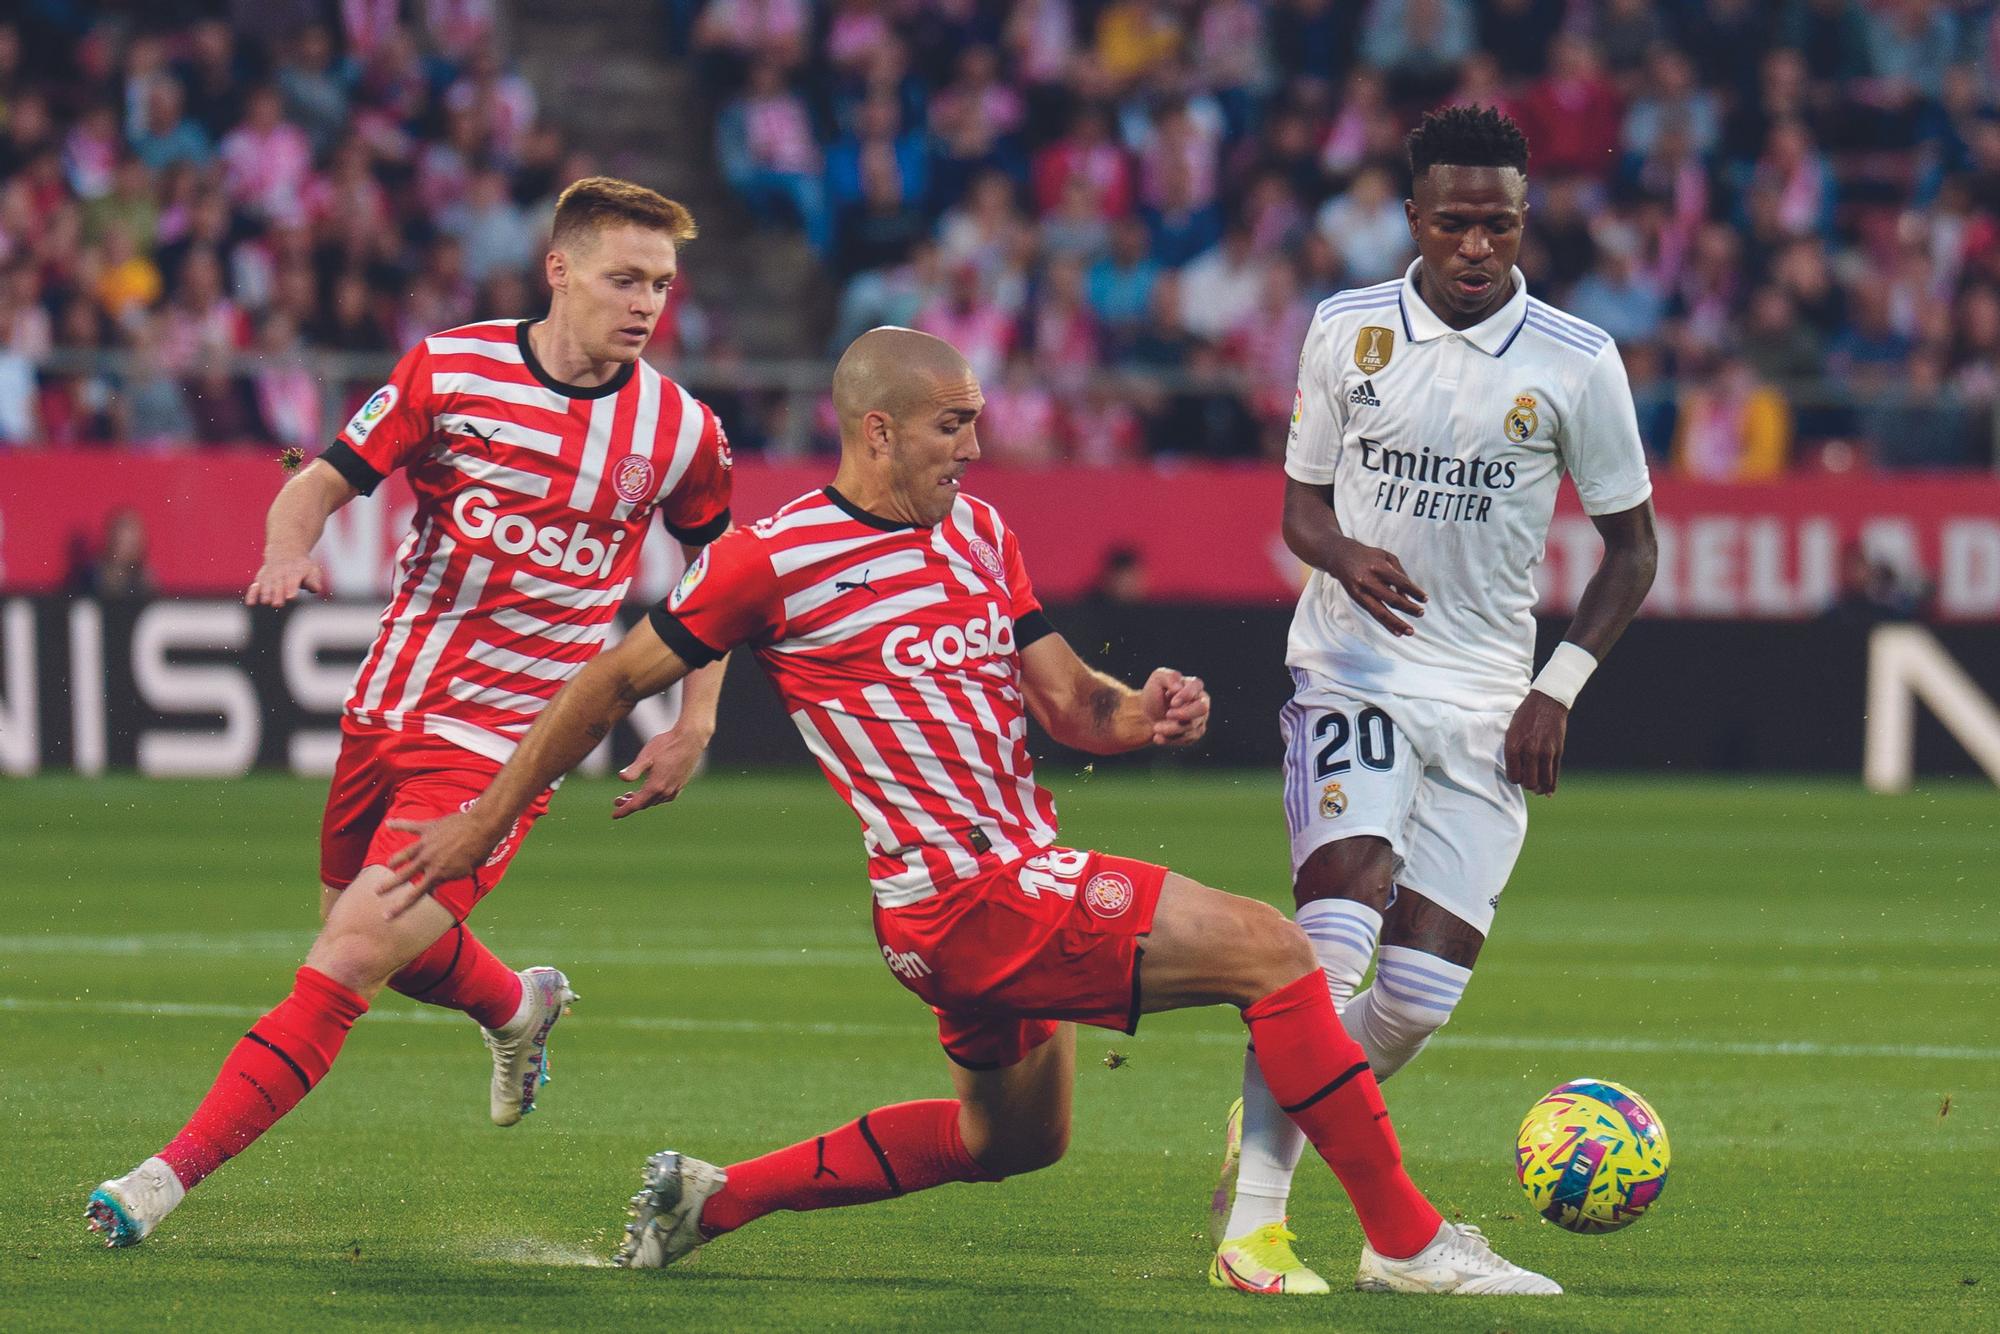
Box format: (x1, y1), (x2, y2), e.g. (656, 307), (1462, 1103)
(1348, 379), (1382, 407)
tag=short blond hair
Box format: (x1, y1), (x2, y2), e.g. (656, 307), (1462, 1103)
(550, 176), (697, 248)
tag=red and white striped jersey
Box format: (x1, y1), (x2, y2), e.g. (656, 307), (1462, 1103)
(652, 487), (1061, 905)
(322, 318), (732, 762)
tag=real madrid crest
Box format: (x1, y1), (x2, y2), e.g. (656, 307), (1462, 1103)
(1354, 326), (1394, 374)
(1319, 782), (1347, 819)
(1504, 393), (1539, 443)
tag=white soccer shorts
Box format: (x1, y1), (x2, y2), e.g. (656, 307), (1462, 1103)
(1278, 668), (1527, 936)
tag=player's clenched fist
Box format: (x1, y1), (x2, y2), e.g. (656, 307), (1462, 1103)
(1326, 536), (1427, 638)
(1505, 691), (1569, 796)
(378, 811), (503, 917)
(1141, 668), (1209, 746)
(244, 554), (329, 606)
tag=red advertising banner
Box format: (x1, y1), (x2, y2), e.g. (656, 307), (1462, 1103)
(2, 451), (1994, 618)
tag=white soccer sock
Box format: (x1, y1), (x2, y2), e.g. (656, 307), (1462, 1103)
(1341, 945), (1472, 1082)
(1223, 898), (1383, 1239)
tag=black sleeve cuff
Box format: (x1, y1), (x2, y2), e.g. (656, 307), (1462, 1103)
(664, 507), (731, 546)
(321, 440), (386, 496)
(648, 607), (726, 668)
(1017, 609), (1057, 650)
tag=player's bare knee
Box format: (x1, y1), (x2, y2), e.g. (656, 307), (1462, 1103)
(1295, 839), (1396, 913)
(1231, 899), (1316, 1002)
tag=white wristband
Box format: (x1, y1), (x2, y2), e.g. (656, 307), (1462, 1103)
(1530, 642), (1597, 709)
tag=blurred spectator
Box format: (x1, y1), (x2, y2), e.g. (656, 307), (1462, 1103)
(1819, 541), (1922, 627)
(980, 351), (1063, 465)
(1513, 35), (1621, 180)
(276, 27), (350, 155)
(1672, 356), (1791, 480)
(1087, 544), (1150, 605)
(1142, 157), (1222, 268)
(1568, 246), (1665, 346)
(0, 342), (34, 442)
(717, 59), (828, 254)
(1096, 1), (1182, 92)
(1179, 223), (1262, 341)
(442, 169), (540, 284)
(115, 318), (196, 449)
(129, 78), (213, 174)
(826, 94), (927, 216)
(70, 507), (155, 599)
(1363, 0), (1476, 94)
(221, 85), (312, 225)
(1314, 165), (1410, 284)
(1862, 347), (1973, 467)
(93, 222), (162, 325)
(1826, 284), (1914, 389)
(835, 154), (928, 278)
(1740, 285), (1825, 383)
(917, 262), (1015, 383)
(1087, 216), (1160, 349)
(1033, 104), (1134, 220)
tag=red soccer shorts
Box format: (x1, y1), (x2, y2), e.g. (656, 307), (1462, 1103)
(872, 847), (1170, 1071)
(319, 718), (551, 921)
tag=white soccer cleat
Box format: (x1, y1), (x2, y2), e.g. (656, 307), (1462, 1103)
(484, 966), (576, 1126)
(613, 1150), (728, 1269)
(85, 1156), (186, 1249)
(1355, 1221), (1562, 1295)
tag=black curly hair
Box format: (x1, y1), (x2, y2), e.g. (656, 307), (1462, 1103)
(1405, 105), (1530, 177)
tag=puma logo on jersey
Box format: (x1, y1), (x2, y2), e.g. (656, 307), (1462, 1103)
(881, 602), (1016, 679)
(1349, 379), (1382, 407)
(834, 569), (878, 596)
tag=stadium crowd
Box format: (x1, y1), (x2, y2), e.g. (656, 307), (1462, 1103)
(695, 0), (2000, 470)
(1, 2), (1997, 473)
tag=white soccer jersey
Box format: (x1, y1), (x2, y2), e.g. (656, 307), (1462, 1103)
(1285, 260), (1652, 709)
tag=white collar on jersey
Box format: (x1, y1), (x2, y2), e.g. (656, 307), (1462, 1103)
(1395, 258), (1531, 357)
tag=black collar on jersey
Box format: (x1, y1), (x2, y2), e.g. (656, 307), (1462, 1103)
(823, 485), (918, 531)
(516, 320), (635, 399)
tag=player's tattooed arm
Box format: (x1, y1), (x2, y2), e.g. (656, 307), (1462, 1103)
(1508, 500), (1658, 796)
(1281, 477), (1427, 637)
(380, 620), (695, 911)
(1021, 635), (1210, 753)
(246, 461), (360, 606)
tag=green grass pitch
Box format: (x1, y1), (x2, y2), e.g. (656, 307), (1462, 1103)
(2, 770), (1995, 1331)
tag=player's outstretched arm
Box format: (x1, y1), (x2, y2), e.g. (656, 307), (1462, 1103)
(379, 618), (695, 913)
(1020, 634), (1209, 754)
(1507, 500), (1659, 795)
(245, 461), (359, 605)
(1281, 477), (1427, 637)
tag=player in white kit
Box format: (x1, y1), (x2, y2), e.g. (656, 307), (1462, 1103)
(1206, 107), (1660, 1294)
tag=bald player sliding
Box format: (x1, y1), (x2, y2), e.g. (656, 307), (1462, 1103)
(384, 326), (1560, 1295)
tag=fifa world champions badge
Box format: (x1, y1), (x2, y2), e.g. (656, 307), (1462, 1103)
(1354, 326), (1394, 373)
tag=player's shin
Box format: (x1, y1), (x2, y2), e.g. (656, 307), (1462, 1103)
(1223, 898), (1382, 1237)
(388, 921), (525, 1029)
(157, 966), (369, 1189)
(1340, 946), (1469, 1082)
(696, 1099), (1001, 1237)
(1241, 971), (1442, 1260)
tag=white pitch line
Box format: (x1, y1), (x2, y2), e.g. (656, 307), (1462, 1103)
(2, 995), (1995, 1062)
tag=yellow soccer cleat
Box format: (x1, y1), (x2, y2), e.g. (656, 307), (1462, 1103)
(1209, 1223), (1332, 1296)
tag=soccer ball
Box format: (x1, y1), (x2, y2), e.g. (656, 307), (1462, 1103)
(1515, 1078), (1670, 1234)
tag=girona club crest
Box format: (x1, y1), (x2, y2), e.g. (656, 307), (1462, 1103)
(1083, 871), (1135, 919)
(968, 536), (1005, 580)
(611, 454), (657, 503)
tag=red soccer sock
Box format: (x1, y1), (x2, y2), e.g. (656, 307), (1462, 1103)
(1243, 970), (1443, 1259)
(158, 966), (369, 1190)
(698, 1099), (998, 1237)
(387, 922), (523, 1030)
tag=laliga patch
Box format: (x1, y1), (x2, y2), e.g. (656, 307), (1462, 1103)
(345, 384), (398, 443)
(967, 536), (1005, 581)
(1354, 326), (1394, 373)
(1320, 782), (1347, 818)
(1083, 871), (1135, 919)
(715, 421), (734, 470)
(1504, 393), (1540, 443)
(669, 546), (711, 610)
(611, 453), (657, 503)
